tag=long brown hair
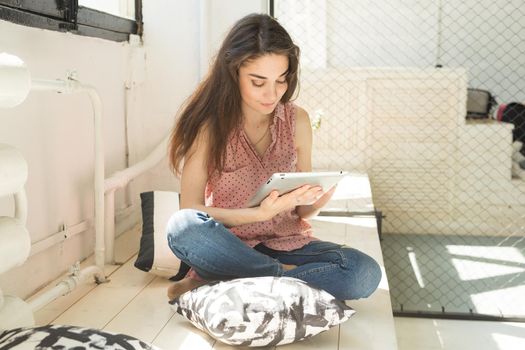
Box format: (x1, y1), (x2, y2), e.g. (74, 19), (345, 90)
(168, 13), (300, 175)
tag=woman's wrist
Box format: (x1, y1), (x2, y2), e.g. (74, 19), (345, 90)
(296, 204), (321, 219)
(255, 206), (274, 222)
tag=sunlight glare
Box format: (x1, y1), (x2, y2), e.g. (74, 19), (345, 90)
(491, 332), (525, 349)
(471, 285), (525, 315)
(178, 331), (213, 350)
(450, 258), (524, 281)
(446, 245), (525, 263)
(407, 247), (425, 288)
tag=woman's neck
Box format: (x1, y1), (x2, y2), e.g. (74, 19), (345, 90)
(242, 108), (273, 130)
(243, 115), (270, 130)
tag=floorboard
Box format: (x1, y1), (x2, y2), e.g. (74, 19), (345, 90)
(31, 210), (397, 349)
(103, 276), (174, 343)
(152, 312), (216, 349)
(52, 256), (154, 329)
(29, 225), (142, 325)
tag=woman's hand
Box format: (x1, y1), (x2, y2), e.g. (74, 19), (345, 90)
(257, 185), (324, 221)
(310, 185), (337, 209)
(294, 185), (337, 220)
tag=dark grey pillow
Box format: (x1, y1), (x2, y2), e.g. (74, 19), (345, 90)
(0, 325), (160, 349)
(170, 276), (355, 347)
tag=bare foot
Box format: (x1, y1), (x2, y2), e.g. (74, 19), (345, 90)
(167, 278), (209, 300)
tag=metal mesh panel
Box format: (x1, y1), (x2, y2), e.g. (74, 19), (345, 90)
(274, 0), (525, 319)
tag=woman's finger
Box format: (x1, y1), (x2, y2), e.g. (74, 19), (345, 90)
(294, 184), (312, 194)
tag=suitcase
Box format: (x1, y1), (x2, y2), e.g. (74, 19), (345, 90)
(466, 88), (496, 119)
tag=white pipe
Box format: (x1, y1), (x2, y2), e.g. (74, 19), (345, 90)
(103, 135), (169, 263)
(31, 76), (107, 281)
(28, 264), (103, 312)
(32, 72), (163, 268)
(104, 190), (116, 264)
(84, 86), (106, 275)
(31, 78), (72, 93)
(115, 203), (135, 219)
(123, 77), (135, 226)
(0, 64), (108, 313)
(13, 188), (27, 225)
(30, 220), (89, 257)
(104, 135), (169, 193)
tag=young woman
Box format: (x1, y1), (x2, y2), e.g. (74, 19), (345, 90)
(166, 13), (381, 301)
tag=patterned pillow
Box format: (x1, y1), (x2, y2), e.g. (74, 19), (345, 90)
(169, 276), (355, 347)
(0, 325), (160, 350)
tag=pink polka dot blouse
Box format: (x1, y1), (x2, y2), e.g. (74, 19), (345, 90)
(206, 101), (317, 251)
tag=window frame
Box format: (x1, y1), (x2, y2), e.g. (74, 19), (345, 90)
(0, 0), (142, 42)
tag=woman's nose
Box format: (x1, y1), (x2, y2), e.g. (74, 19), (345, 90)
(264, 84), (277, 100)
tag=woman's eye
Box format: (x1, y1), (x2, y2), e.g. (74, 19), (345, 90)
(277, 80), (287, 84)
(252, 81), (264, 87)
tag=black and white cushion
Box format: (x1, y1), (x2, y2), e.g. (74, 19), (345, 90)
(0, 325), (160, 350)
(134, 191), (189, 280)
(170, 276), (355, 347)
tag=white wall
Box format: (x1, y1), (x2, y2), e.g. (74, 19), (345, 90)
(206, 0), (269, 70)
(129, 0), (268, 194)
(272, 0), (327, 69)
(0, 21), (130, 299)
(0, 0), (267, 300)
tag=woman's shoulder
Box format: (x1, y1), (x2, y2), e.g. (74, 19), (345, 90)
(289, 103), (310, 129)
(294, 104), (309, 121)
(279, 102), (311, 144)
(280, 101), (309, 122)
(289, 103), (312, 150)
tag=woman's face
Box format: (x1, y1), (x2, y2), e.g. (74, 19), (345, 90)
(238, 53), (289, 119)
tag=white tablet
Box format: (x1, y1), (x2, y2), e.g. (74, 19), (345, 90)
(246, 171), (348, 207)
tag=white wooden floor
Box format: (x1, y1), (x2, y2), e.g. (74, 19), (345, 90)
(395, 317), (525, 350)
(26, 220), (525, 350)
(28, 214), (398, 350)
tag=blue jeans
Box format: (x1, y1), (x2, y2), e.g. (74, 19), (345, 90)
(166, 209), (381, 300)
